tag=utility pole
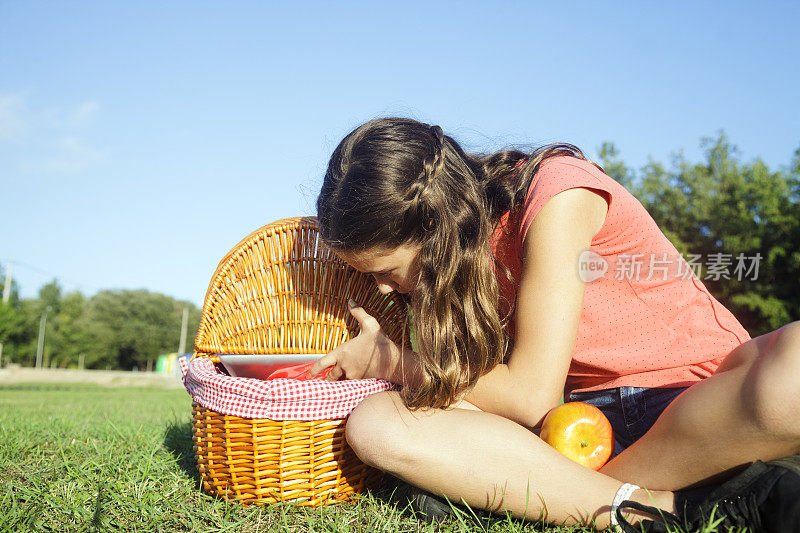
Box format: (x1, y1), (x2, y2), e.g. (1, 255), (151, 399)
(35, 305), (52, 369)
(2, 261), (12, 304)
(178, 307), (189, 354)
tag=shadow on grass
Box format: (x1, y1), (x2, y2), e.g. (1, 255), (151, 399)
(163, 421), (202, 486)
(373, 474), (532, 531)
(86, 479), (106, 533)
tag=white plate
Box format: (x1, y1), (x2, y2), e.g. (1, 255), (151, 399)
(218, 353), (325, 380)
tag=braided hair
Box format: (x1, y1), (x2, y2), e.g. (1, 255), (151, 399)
(317, 117), (592, 409)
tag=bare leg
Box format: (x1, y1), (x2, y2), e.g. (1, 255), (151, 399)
(601, 321), (800, 490)
(346, 391), (674, 529)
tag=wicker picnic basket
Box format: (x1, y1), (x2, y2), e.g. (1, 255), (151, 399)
(191, 216), (408, 506)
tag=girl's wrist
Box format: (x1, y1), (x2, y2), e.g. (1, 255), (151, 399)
(387, 342), (422, 387)
(377, 339), (404, 382)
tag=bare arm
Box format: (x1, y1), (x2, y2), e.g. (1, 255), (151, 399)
(385, 342), (424, 388)
(464, 186), (609, 428)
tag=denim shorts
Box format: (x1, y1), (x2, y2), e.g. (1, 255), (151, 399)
(567, 386), (690, 459)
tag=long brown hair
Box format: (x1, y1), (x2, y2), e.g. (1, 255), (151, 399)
(317, 117), (594, 409)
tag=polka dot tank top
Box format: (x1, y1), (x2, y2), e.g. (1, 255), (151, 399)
(491, 155), (751, 396)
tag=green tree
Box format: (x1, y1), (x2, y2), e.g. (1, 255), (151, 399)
(50, 292), (89, 368)
(597, 141), (635, 190)
(0, 264), (202, 369)
(7, 300), (40, 366)
(36, 280), (62, 367)
(598, 132), (800, 336)
(82, 290), (201, 370)
(0, 264), (37, 365)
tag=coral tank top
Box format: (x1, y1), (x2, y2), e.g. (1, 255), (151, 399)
(491, 156), (751, 396)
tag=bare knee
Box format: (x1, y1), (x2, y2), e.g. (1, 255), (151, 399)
(345, 391), (415, 473)
(747, 322), (800, 437)
(776, 321), (800, 354)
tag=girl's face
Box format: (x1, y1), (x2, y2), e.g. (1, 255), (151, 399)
(336, 243), (422, 295)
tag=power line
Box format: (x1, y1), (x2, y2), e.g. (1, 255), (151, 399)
(0, 258), (103, 293)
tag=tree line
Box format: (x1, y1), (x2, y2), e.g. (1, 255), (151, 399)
(598, 132), (799, 336)
(1, 132), (798, 370)
(0, 280), (202, 370)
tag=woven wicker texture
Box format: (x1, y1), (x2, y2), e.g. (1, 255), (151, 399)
(192, 216), (408, 506)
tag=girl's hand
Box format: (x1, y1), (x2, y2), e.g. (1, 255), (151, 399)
(308, 299), (402, 381)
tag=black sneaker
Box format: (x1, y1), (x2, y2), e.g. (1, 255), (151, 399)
(616, 454), (800, 532)
(383, 475), (505, 529)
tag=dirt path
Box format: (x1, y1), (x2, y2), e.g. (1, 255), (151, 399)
(0, 366), (185, 389)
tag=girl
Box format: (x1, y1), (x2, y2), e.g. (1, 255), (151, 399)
(309, 117), (800, 531)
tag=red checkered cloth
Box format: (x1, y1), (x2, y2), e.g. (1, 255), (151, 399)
(180, 356), (396, 421)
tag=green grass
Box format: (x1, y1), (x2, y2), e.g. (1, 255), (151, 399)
(0, 384), (740, 532)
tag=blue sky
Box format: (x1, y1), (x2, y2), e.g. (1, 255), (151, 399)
(1, 1), (798, 307)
